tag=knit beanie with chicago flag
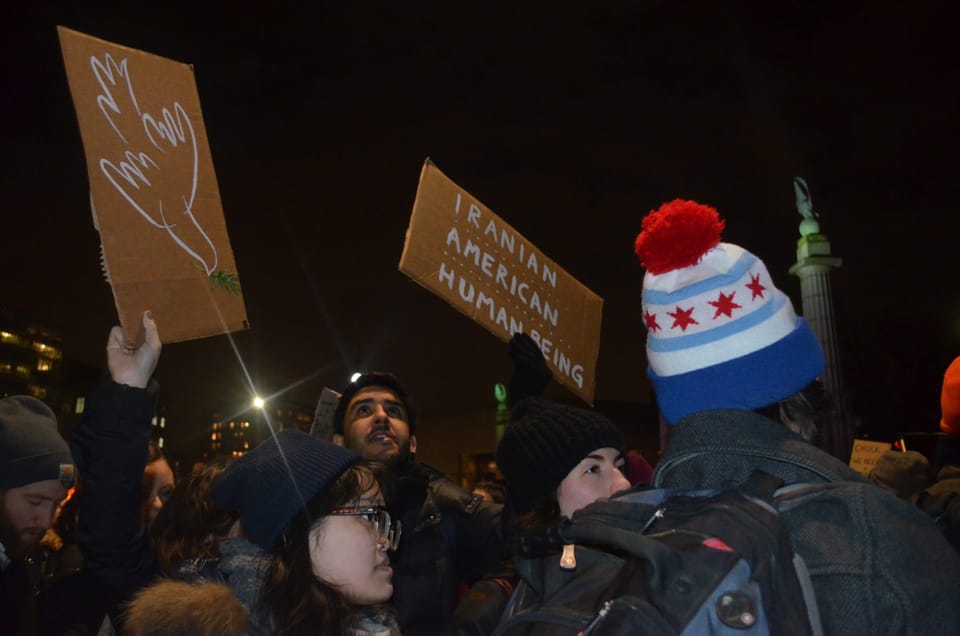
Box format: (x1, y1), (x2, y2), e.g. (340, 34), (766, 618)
(634, 199), (824, 425)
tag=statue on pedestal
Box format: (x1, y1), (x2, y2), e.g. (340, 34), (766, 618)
(793, 176), (818, 220)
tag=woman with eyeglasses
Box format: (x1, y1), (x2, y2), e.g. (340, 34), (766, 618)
(125, 429), (401, 635)
(202, 428), (401, 636)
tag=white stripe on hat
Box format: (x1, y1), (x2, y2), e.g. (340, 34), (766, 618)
(646, 295), (799, 376)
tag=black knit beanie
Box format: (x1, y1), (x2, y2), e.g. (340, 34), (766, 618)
(210, 430), (360, 552)
(0, 396), (75, 491)
(496, 397), (625, 514)
(333, 372), (417, 436)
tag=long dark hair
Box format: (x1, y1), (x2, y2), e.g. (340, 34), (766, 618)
(258, 461), (383, 636)
(151, 460), (239, 570)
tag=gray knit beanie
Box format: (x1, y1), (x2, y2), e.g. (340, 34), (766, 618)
(496, 397), (625, 514)
(0, 395), (75, 490)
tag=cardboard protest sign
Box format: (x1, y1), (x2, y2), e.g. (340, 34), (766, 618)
(399, 160), (603, 404)
(848, 439), (891, 476)
(58, 26), (247, 345)
(310, 388), (342, 441)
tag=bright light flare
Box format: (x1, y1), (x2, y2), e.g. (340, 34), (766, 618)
(252, 396), (265, 409)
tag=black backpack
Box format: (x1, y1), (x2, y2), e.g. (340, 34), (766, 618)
(494, 472), (823, 635)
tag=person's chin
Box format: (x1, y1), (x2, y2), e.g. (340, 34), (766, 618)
(368, 446), (400, 462)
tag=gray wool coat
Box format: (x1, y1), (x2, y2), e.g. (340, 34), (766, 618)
(654, 409), (960, 636)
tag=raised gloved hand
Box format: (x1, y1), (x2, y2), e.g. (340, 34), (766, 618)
(508, 333), (552, 406)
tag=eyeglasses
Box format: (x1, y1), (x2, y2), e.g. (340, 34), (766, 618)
(328, 505), (402, 551)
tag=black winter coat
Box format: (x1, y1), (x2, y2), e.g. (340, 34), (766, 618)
(388, 460), (510, 636)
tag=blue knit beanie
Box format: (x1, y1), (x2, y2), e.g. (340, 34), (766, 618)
(0, 396), (75, 490)
(634, 199), (824, 425)
(210, 430), (360, 552)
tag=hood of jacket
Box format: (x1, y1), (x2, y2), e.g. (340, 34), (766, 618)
(123, 579), (249, 635)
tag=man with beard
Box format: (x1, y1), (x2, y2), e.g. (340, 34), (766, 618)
(0, 395), (76, 634)
(333, 372), (509, 636)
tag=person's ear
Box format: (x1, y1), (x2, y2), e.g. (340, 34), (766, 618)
(332, 434), (345, 447)
(410, 435), (417, 453)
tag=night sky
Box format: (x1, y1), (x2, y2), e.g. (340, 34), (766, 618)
(3, 1), (959, 463)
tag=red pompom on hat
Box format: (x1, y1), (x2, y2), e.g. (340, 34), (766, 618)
(634, 199), (725, 275)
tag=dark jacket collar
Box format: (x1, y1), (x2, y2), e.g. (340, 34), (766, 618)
(654, 409), (866, 489)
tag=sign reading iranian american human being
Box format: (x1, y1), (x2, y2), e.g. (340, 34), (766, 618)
(59, 26), (247, 345)
(399, 159), (603, 404)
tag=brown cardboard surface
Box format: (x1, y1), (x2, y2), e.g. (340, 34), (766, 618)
(399, 160), (603, 404)
(58, 27), (247, 346)
(848, 439), (891, 476)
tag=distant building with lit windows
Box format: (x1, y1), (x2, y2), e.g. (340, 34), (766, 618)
(0, 305), (64, 407)
(209, 414), (255, 459)
(151, 413), (169, 453)
(207, 399), (313, 459)
(265, 400), (314, 434)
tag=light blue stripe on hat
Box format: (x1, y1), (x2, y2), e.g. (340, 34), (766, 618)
(647, 292), (787, 352)
(643, 250), (758, 305)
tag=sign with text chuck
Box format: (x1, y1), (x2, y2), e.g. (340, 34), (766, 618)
(849, 439), (892, 476)
(58, 26), (247, 346)
(399, 159), (603, 404)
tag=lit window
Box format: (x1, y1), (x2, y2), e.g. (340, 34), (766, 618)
(31, 342), (62, 359)
(75, 397), (85, 414)
(16, 365), (30, 378)
(37, 358), (53, 372)
(160, 417), (165, 429)
(211, 432), (217, 441)
(229, 421), (235, 429)
(0, 331), (25, 345)
(28, 385), (47, 400)
(244, 441), (249, 449)
(158, 437), (164, 448)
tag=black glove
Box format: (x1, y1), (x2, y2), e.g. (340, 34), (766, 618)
(508, 333), (552, 406)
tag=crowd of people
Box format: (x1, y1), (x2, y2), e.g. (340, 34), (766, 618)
(3, 199), (960, 634)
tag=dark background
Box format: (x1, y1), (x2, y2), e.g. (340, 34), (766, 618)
(3, 1), (959, 464)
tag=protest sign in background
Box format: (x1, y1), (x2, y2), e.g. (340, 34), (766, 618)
(400, 159), (603, 404)
(848, 439), (892, 476)
(59, 26), (247, 346)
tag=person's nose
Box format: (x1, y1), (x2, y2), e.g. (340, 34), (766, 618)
(37, 502), (55, 531)
(371, 404), (390, 425)
(610, 470), (632, 496)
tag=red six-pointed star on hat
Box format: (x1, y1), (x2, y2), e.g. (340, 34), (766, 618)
(668, 305), (698, 331)
(746, 273), (766, 300)
(709, 290), (742, 319)
(644, 310), (661, 332)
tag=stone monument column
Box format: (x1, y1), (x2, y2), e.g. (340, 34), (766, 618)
(788, 177), (854, 459)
